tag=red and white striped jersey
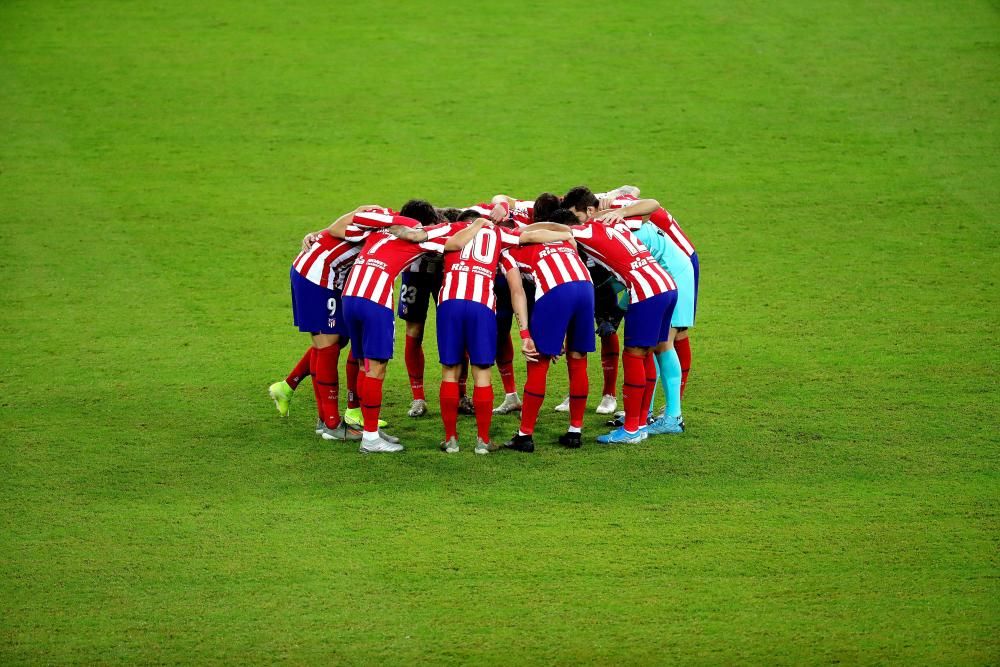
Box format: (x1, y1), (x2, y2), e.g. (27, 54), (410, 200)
(342, 207), (409, 243)
(648, 207), (696, 257)
(499, 240), (591, 299)
(346, 208), (444, 273)
(511, 199), (534, 228)
(432, 224), (521, 310)
(464, 200), (534, 229)
(570, 221), (676, 304)
(342, 223), (458, 309)
(605, 194), (697, 257)
(465, 202), (505, 218)
(292, 231), (362, 290)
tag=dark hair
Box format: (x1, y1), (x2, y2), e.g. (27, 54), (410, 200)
(437, 207), (462, 222)
(457, 209), (481, 222)
(547, 208), (580, 225)
(562, 186), (599, 212)
(533, 192), (561, 222)
(400, 199), (439, 226)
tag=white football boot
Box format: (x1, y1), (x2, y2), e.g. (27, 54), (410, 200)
(359, 436), (404, 453)
(595, 394), (617, 415)
(475, 437), (500, 455)
(493, 393), (522, 414)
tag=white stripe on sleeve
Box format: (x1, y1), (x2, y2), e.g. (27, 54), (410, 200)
(356, 212), (395, 227)
(671, 224), (696, 255)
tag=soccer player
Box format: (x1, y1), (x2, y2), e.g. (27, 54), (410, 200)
(273, 205), (378, 441)
(545, 187), (642, 417)
(391, 210), (572, 453)
(474, 193), (562, 415)
(551, 253), (624, 416)
(548, 208), (678, 443)
(500, 231), (595, 452)
(334, 201), (486, 453)
(590, 188), (700, 398)
(398, 207), (486, 418)
(563, 189), (691, 435)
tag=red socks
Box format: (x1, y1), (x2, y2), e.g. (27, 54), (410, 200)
(458, 356), (469, 398)
(640, 351), (657, 423)
(519, 357), (550, 435)
(360, 374), (383, 434)
(440, 380), (460, 440)
(497, 332), (517, 394)
(346, 351), (360, 409)
(600, 332), (620, 397)
(286, 348), (312, 390)
(312, 344), (341, 427)
(675, 336), (691, 397)
(441, 382), (493, 442)
(621, 350), (647, 433)
(309, 349), (323, 423)
(473, 384), (494, 441)
(404, 335), (425, 401)
(567, 356), (588, 429)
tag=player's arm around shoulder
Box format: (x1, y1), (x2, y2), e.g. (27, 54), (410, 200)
(595, 198), (660, 225)
(443, 218), (489, 251)
(327, 205), (387, 240)
(387, 225), (429, 242)
(518, 222), (573, 244)
(485, 196), (513, 222)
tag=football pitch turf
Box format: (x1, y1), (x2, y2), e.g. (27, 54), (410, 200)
(2, 0), (997, 663)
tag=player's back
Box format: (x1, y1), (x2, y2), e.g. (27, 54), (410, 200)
(293, 231), (361, 290)
(511, 200), (534, 228)
(572, 221), (675, 303)
(344, 224), (452, 309)
(501, 240), (590, 298)
(634, 222), (693, 281)
(439, 225), (521, 310)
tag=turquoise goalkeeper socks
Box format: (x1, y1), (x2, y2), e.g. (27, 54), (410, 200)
(655, 349), (683, 418)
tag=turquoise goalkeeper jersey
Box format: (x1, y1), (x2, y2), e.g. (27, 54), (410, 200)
(635, 222), (690, 279)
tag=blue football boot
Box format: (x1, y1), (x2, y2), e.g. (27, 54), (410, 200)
(596, 427), (644, 445)
(646, 415), (685, 435)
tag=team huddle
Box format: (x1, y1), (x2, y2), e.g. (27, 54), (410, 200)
(268, 185), (699, 454)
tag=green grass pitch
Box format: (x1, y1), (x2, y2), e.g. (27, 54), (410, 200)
(1, 0), (997, 663)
